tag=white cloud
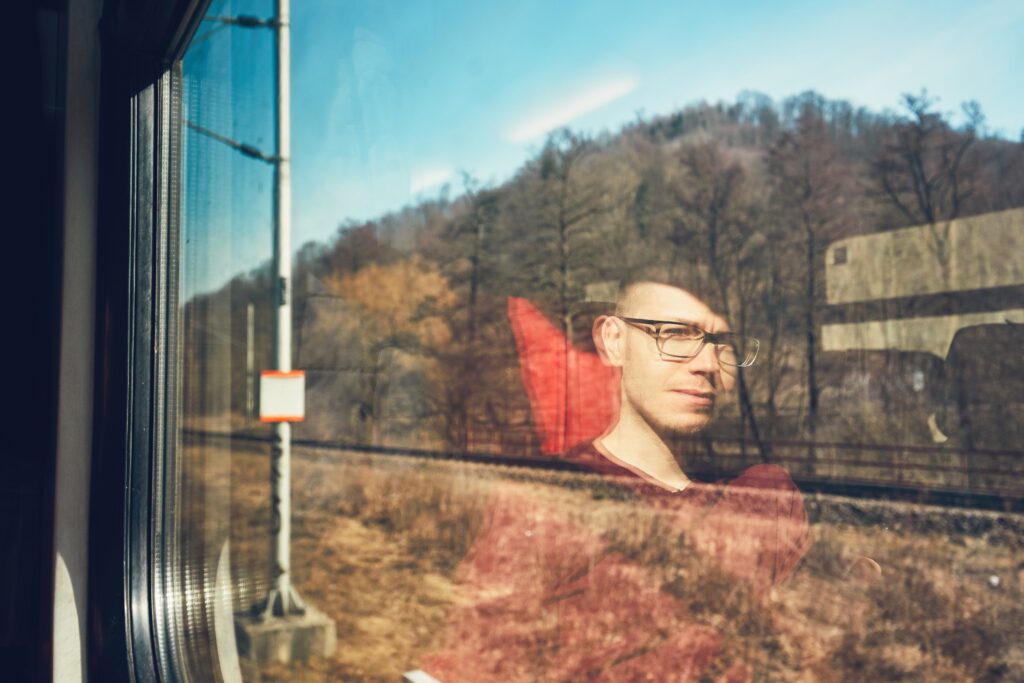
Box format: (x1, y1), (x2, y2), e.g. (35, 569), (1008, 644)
(506, 77), (638, 143)
(409, 166), (454, 195)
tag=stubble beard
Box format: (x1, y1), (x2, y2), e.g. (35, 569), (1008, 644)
(629, 391), (714, 442)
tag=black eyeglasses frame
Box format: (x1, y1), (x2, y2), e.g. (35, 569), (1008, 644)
(617, 316), (759, 367)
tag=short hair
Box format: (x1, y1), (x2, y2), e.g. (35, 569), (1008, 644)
(584, 263), (724, 314)
(574, 263), (726, 350)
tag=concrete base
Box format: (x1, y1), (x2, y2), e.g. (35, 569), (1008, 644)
(235, 606), (337, 664)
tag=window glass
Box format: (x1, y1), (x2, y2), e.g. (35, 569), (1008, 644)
(172, 1), (1024, 681)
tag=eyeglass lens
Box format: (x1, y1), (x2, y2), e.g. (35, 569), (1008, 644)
(657, 325), (755, 366)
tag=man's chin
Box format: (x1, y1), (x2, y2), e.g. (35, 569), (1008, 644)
(655, 411), (714, 436)
(627, 399), (715, 438)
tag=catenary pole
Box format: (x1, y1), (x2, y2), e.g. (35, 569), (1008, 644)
(191, 2), (325, 634)
(246, 302), (254, 418)
(266, 0), (303, 617)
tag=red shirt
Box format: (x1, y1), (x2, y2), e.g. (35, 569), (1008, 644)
(420, 443), (811, 682)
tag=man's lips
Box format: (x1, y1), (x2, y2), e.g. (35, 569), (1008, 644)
(670, 389), (715, 407)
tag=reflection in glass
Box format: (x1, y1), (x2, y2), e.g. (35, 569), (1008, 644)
(618, 316), (760, 366)
(166, 1), (1024, 680)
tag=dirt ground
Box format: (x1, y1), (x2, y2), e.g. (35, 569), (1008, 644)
(215, 444), (1024, 682)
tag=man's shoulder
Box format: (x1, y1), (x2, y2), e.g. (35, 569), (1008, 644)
(562, 440), (604, 466)
(729, 463), (800, 493)
(561, 442), (804, 506)
(714, 463), (808, 528)
(562, 440), (626, 475)
(560, 440), (665, 491)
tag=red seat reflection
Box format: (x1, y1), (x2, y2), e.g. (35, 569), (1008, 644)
(508, 296), (619, 454)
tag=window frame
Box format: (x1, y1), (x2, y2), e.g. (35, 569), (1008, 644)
(88, 2), (208, 681)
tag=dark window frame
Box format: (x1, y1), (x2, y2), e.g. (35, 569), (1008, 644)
(88, 2), (208, 681)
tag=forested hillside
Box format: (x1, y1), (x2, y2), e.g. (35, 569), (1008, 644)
(183, 89), (1024, 474)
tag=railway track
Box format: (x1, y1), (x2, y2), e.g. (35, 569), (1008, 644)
(182, 429), (1024, 512)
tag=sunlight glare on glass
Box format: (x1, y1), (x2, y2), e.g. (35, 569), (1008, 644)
(505, 76), (638, 143)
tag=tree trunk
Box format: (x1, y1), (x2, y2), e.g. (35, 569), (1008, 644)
(805, 224), (818, 469)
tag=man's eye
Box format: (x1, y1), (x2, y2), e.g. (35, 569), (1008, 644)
(661, 326), (701, 339)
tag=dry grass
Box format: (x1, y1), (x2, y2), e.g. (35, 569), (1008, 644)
(230, 448), (489, 682)
(207, 444), (1023, 682)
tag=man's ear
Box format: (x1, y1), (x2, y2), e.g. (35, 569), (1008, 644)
(594, 315), (626, 367)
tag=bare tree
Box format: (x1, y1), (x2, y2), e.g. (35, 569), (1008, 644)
(673, 141), (771, 462)
(434, 174), (501, 449)
(874, 92), (982, 286)
(530, 130), (620, 449)
(875, 91), (980, 225)
(770, 108), (849, 460)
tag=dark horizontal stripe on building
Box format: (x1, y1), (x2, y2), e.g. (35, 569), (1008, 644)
(820, 284), (1024, 325)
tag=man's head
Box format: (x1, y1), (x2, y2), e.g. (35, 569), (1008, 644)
(596, 281), (742, 436)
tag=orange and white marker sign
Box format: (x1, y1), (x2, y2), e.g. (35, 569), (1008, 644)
(259, 370), (306, 422)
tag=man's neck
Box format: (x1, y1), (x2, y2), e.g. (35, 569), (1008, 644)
(596, 411), (690, 492)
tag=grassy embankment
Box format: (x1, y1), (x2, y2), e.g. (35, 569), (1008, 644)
(216, 444), (1024, 682)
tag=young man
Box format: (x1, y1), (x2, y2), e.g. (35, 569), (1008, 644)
(581, 280), (755, 491)
(419, 280), (810, 682)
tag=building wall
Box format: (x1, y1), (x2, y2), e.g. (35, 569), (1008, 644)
(826, 208), (1024, 305)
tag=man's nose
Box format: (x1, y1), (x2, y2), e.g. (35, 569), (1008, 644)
(688, 341), (720, 378)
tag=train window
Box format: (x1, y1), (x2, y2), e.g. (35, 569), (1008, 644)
(162, 1), (1024, 680)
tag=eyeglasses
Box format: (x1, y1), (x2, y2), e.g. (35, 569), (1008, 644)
(618, 317), (759, 367)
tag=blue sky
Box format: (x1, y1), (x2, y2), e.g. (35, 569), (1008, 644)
(183, 0), (1024, 294)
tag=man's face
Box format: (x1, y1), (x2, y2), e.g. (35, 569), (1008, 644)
(604, 282), (736, 436)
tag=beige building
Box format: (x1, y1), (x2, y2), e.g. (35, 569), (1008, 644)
(822, 208), (1024, 358)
